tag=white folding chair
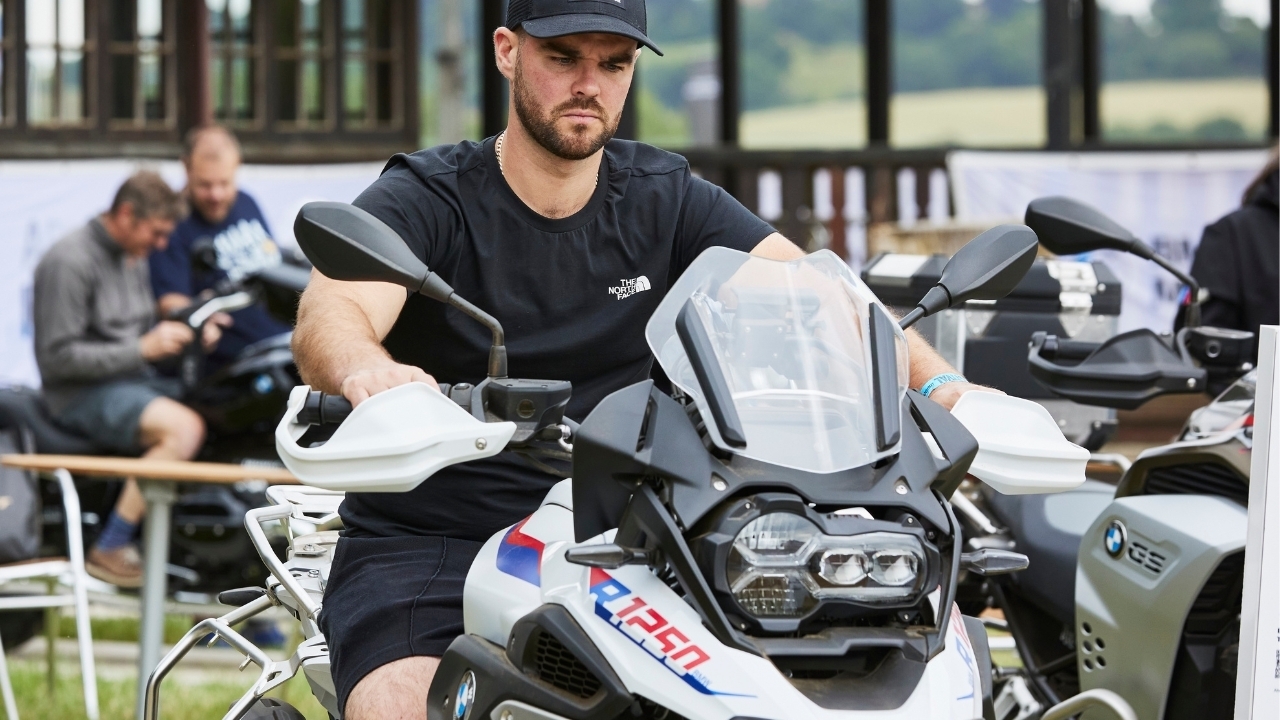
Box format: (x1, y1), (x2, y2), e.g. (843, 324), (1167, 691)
(0, 468), (98, 720)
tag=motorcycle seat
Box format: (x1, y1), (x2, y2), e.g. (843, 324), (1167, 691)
(0, 386), (102, 456)
(984, 479), (1115, 626)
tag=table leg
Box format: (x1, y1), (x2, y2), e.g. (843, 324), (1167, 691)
(134, 480), (176, 720)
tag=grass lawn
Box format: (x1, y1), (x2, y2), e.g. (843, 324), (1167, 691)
(735, 78), (1269, 149)
(4, 658), (329, 720)
(3, 612), (331, 719)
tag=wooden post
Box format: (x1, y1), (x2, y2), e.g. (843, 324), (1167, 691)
(436, 0), (467, 143)
(178, 0), (212, 131)
(828, 166), (848, 262)
(481, 0), (506, 138)
(866, 0), (890, 146)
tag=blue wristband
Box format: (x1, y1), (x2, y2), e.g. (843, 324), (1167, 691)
(920, 373), (966, 398)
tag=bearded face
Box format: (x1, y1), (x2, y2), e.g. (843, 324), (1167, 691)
(508, 33), (635, 161)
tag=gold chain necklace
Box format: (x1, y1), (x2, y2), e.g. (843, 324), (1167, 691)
(496, 131), (598, 188)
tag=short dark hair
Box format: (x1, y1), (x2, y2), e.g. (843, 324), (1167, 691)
(110, 170), (187, 221)
(182, 124), (242, 162)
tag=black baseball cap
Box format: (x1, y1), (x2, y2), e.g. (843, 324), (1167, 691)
(505, 0), (663, 56)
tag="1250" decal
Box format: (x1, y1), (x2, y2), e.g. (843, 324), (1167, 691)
(589, 568), (751, 697)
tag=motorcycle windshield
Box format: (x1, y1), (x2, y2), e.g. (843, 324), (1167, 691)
(646, 247), (909, 474)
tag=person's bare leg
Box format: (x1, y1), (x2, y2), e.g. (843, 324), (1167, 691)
(345, 656), (440, 720)
(137, 397), (205, 461)
(89, 398), (204, 586)
(114, 398), (205, 522)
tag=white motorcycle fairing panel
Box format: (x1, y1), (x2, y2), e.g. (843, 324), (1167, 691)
(464, 480), (986, 719)
(948, 391), (1089, 495)
(275, 383), (516, 492)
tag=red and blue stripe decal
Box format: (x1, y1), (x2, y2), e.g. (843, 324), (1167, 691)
(496, 517), (544, 586)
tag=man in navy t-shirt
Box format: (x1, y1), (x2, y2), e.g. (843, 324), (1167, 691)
(150, 125), (291, 366)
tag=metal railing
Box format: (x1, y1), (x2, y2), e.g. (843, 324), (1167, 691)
(679, 147), (952, 258)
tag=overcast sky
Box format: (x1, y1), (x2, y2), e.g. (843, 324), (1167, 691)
(1098, 0), (1270, 25)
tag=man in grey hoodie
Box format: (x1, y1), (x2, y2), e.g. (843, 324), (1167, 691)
(33, 170), (225, 586)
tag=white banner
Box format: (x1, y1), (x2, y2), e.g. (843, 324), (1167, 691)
(0, 159), (385, 389)
(948, 150), (1269, 334)
(1236, 326), (1280, 719)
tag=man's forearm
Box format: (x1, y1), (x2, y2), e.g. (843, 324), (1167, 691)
(294, 293), (393, 394)
(905, 329), (958, 391)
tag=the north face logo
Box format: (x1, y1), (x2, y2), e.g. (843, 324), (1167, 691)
(608, 275), (650, 300)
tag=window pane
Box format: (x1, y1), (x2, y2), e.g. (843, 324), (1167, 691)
(26, 0), (55, 46)
(739, 0), (866, 149)
(274, 0), (297, 47)
(209, 0), (227, 34)
(230, 0), (252, 32)
(344, 57), (365, 121)
(141, 52), (164, 119)
(211, 55), (228, 118)
(230, 0), (252, 41)
(138, 0), (162, 40)
(302, 0), (325, 49)
(26, 47), (55, 123)
(370, 0), (392, 50)
(114, 0), (137, 42)
(59, 50), (84, 121)
(58, 0), (85, 48)
(302, 57), (324, 122)
(375, 59), (391, 122)
(277, 58), (298, 120)
(231, 56), (253, 119)
(636, 0), (715, 147)
(112, 53), (136, 118)
(344, 0), (365, 35)
(1101, 0), (1270, 141)
(892, 0), (1044, 147)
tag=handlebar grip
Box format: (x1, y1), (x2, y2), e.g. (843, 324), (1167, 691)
(1041, 336), (1101, 362)
(296, 391), (353, 426)
(296, 384), (458, 426)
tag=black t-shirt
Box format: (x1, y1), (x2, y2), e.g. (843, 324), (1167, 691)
(340, 137), (774, 540)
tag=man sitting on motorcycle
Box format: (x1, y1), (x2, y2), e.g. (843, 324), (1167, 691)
(149, 125), (292, 369)
(291, 1), (990, 717)
(33, 171), (225, 587)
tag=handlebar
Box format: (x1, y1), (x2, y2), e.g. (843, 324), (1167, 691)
(295, 385), (458, 427)
(1028, 329), (1206, 410)
(296, 392), (355, 426)
(1036, 336), (1101, 363)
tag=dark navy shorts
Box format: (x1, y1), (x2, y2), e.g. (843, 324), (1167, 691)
(55, 377), (184, 453)
(320, 534), (485, 715)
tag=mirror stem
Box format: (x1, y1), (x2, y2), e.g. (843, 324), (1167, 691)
(447, 295), (508, 377)
(1150, 254), (1201, 328)
(898, 306), (925, 330)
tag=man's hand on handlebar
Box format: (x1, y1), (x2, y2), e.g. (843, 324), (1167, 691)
(140, 321), (195, 361)
(340, 360), (439, 405)
(201, 312), (234, 351)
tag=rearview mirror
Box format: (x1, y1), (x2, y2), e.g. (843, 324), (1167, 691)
(900, 224), (1039, 329)
(1024, 196), (1153, 259)
(1024, 195), (1203, 326)
(294, 201), (453, 302)
(293, 201), (509, 377)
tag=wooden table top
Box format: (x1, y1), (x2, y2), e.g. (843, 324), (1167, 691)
(0, 454), (298, 484)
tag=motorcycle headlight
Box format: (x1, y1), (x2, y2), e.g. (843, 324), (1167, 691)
(726, 513), (928, 619)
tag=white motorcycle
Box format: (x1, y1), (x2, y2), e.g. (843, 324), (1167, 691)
(145, 203), (1137, 720)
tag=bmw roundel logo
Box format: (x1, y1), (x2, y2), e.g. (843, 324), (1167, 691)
(253, 373), (275, 395)
(1104, 520), (1126, 558)
(453, 670), (476, 720)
